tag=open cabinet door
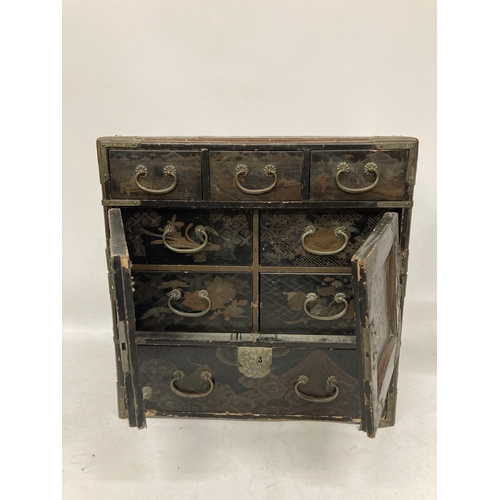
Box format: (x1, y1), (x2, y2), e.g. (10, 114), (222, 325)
(352, 212), (401, 438)
(107, 208), (146, 428)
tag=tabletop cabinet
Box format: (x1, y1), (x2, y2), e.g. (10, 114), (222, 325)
(98, 136), (418, 437)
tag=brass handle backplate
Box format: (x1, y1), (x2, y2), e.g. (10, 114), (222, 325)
(170, 370), (214, 399)
(303, 292), (348, 321)
(295, 375), (339, 403)
(301, 225), (349, 255)
(167, 289), (211, 317)
(134, 165), (178, 194)
(235, 164), (278, 195)
(335, 162), (379, 194)
(162, 224), (208, 254)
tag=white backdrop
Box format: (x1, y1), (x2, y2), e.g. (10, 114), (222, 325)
(63, 1), (436, 498)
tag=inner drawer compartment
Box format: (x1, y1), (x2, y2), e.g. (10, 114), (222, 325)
(259, 209), (386, 267)
(133, 271), (253, 333)
(121, 208), (253, 266)
(138, 345), (360, 419)
(108, 149), (202, 200)
(310, 149), (409, 201)
(259, 273), (355, 335)
(209, 150), (303, 201)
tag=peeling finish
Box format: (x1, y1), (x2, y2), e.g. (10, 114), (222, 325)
(372, 140), (413, 150)
(97, 137), (143, 183)
(142, 411), (361, 422)
(372, 138), (418, 187)
(400, 249), (409, 274)
(357, 260), (366, 281)
(406, 142), (419, 186)
(117, 385), (127, 419)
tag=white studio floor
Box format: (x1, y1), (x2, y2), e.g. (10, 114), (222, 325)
(62, 300), (436, 500)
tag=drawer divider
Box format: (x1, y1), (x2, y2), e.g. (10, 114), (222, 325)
(252, 209), (259, 334)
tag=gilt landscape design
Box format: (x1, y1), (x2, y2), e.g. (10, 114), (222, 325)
(138, 346), (361, 418)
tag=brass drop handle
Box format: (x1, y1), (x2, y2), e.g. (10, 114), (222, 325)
(234, 164), (278, 195)
(295, 375), (339, 403)
(167, 289), (211, 317)
(162, 224), (208, 254)
(335, 162), (379, 194)
(303, 293), (348, 321)
(134, 165), (178, 194)
(301, 225), (349, 255)
(170, 370), (214, 399)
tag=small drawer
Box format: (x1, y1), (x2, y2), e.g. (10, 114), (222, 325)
(260, 273), (355, 335)
(108, 150), (202, 200)
(121, 208), (253, 266)
(260, 209), (385, 267)
(133, 271), (253, 333)
(209, 151), (303, 201)
(138, 345), (360, 419)
(310, 149), (409, 201)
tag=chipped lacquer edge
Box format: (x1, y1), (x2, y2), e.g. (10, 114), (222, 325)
(97, 137), (143, 183)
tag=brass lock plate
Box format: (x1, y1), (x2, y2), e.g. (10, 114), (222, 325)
(237, 347), (273, 378)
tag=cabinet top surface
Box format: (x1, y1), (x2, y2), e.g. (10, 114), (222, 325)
(97, 136), (418, 147)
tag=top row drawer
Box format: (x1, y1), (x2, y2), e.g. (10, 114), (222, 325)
(108, 149), (409, 202)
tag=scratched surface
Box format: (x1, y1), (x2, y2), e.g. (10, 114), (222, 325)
(109, 150), (203, 200)
(209, 151), (303, 201)
(137, 345), (360, 418)
(310, 149), (409, 201)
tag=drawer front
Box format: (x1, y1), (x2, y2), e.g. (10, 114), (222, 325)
(260, 273), (355, 334)
(109, 150), (202, 200)
(121, 208), (253, 266)
(210, 151), (303, 201)
(260, 209), (385, 267)
(138, 345), (360, 419)
(133, 271), (253, 333)
(310, 149), (409, 201)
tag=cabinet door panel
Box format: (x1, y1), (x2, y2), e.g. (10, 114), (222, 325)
(107, 208), (146, 428)
(352, 212), (401, 438)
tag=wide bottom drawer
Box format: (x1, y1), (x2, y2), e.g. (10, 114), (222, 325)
(138, 345), (361, 420)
